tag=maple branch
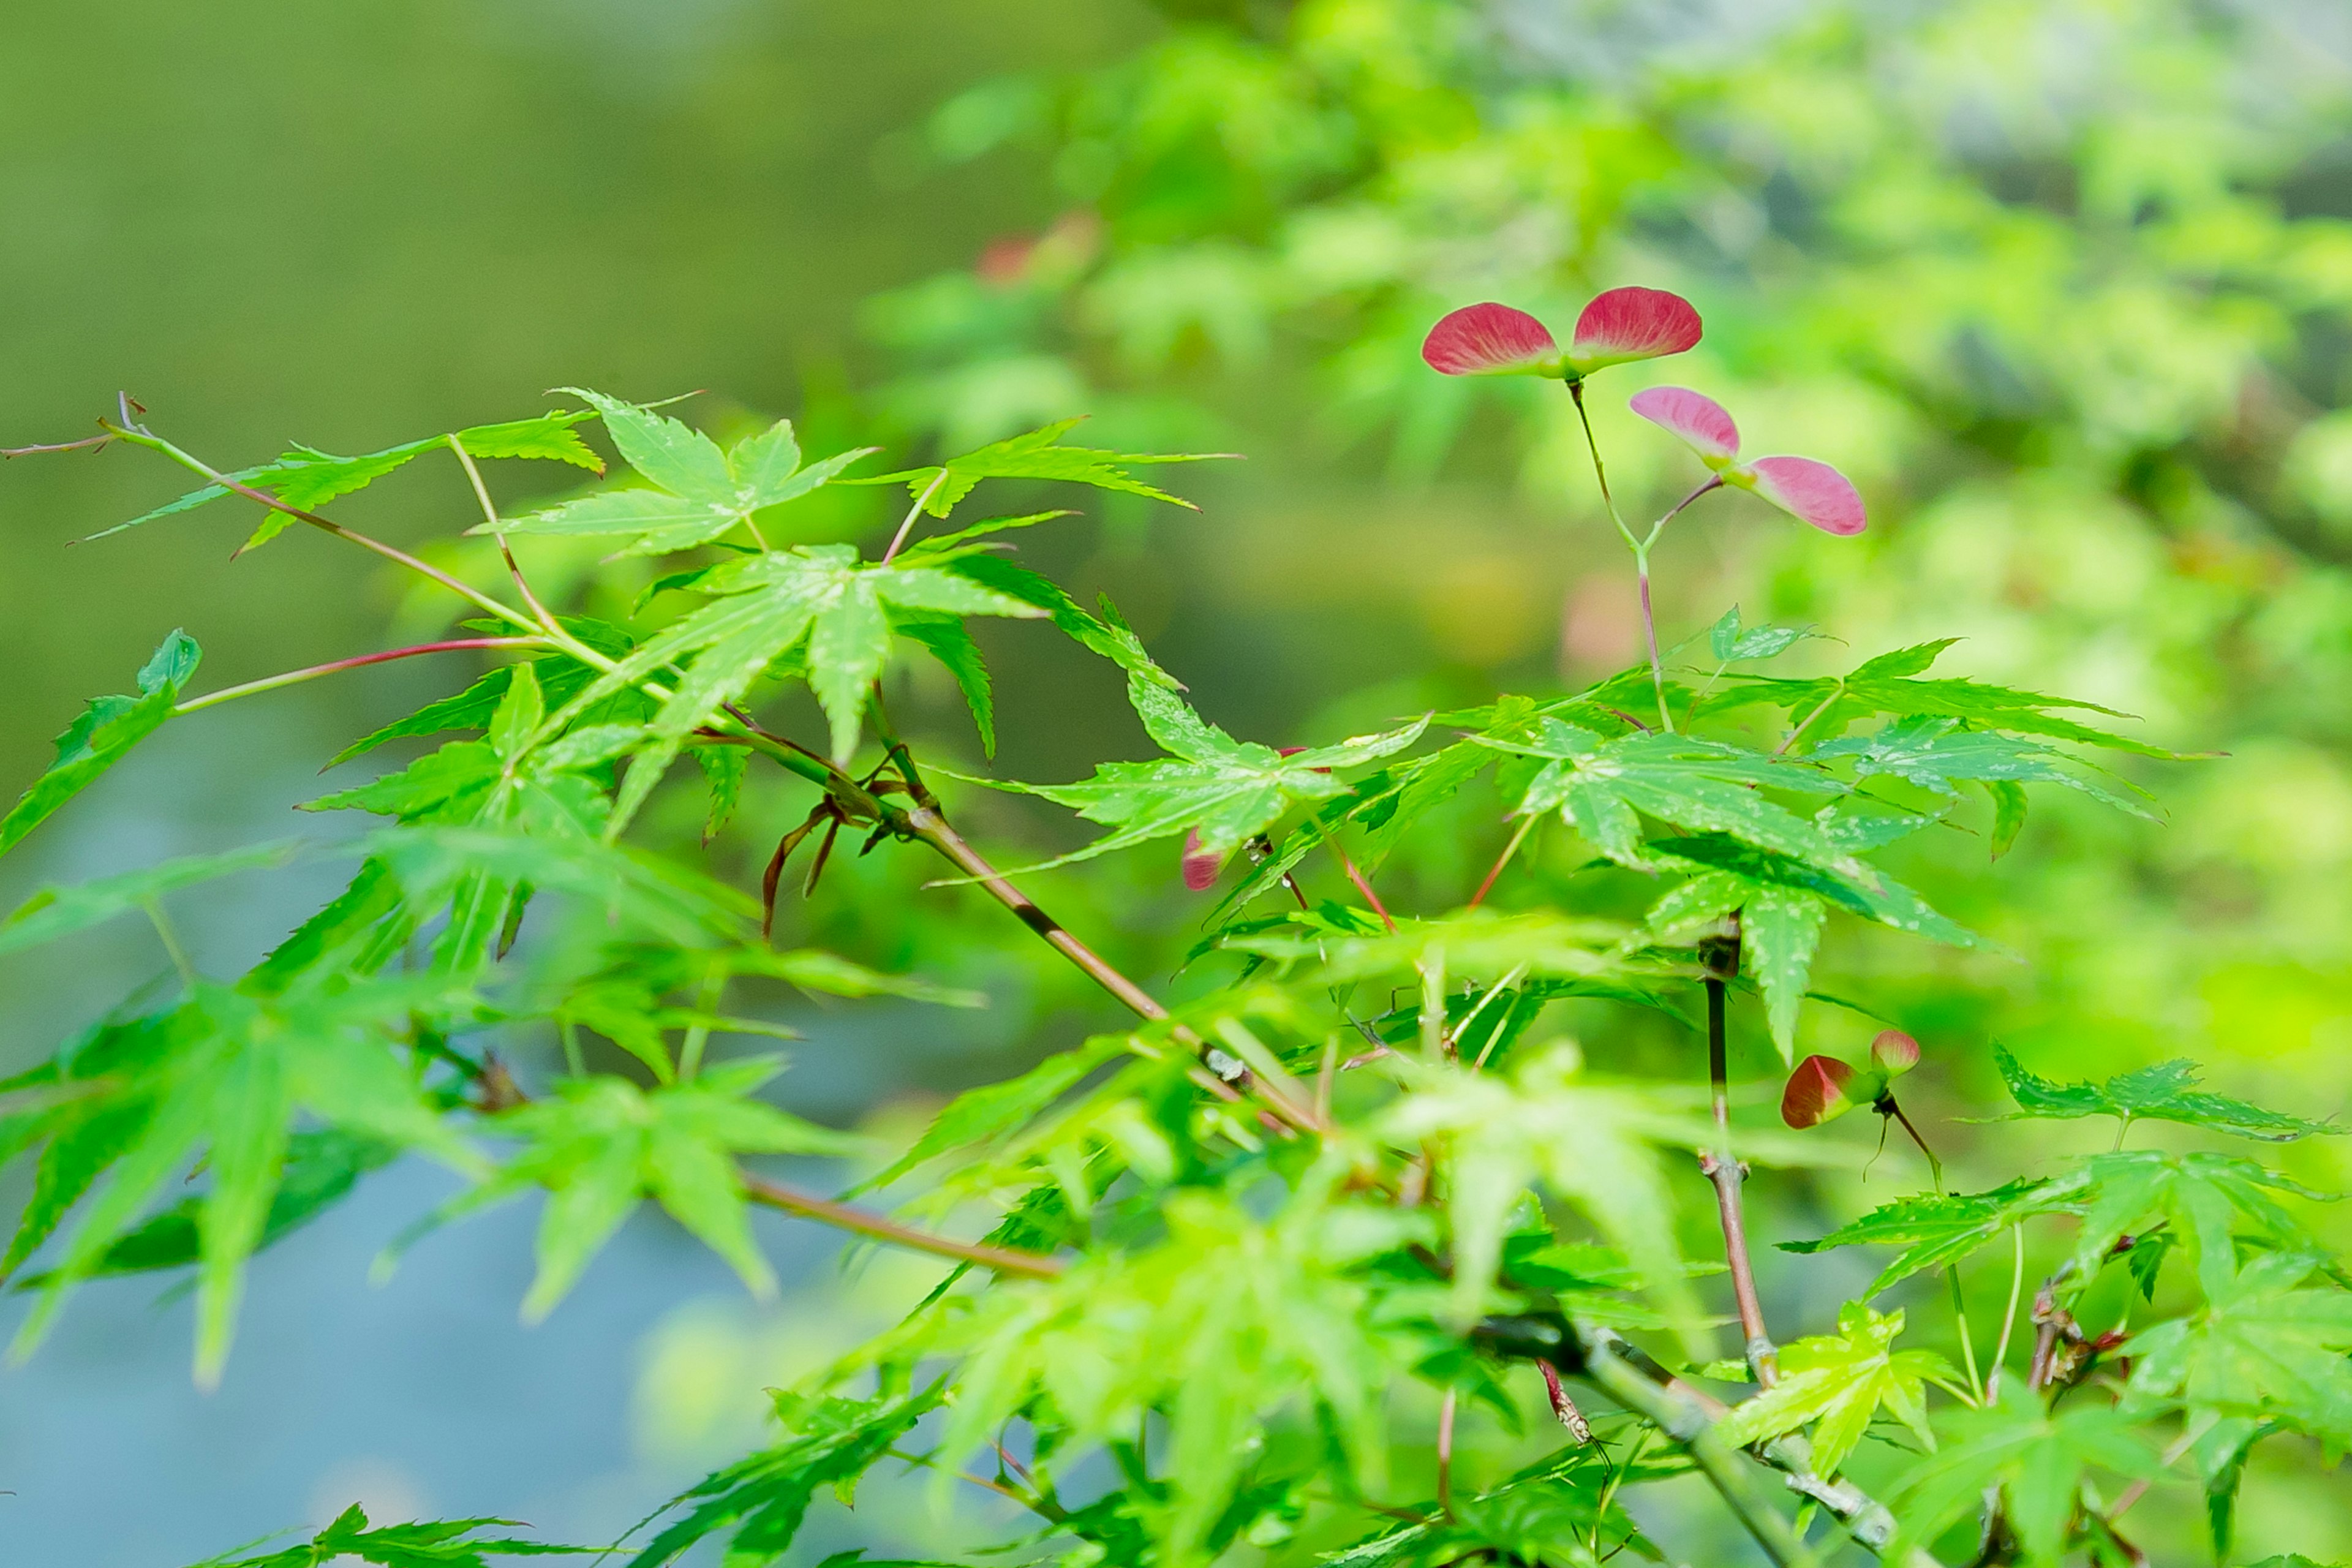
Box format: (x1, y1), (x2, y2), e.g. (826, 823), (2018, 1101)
(100, 418), (533, 631)
(1700, 922), (1777, 1384)
(741, 1172), (1064, 1280)
(1477, 1312), (1932, 1565)
(1577, 1334), (1816, 1568)
(903, 802), (1318, 1132)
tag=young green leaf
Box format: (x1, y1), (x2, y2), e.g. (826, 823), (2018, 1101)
(851, 416), (1228, 518)
(2067, 1150), (2334, 1300)
(558, 543), (1044, 823)
(1990, 1046), (2338, 1141)
(1708, 642), (2188, 758)
(1713, 1302), (1966, 1476)
(1381, 1044), (1722, 1348)
(1812, 715), (2154, 817)
(462, 1060), (857, 1320)
(481, 390), (876, 556)
(2, 971), (481, 1383)
(84, 411), (603, 546)
(952, 671), (1428, 874)
(0, 630), (200, 859)
(0, 840), (301, 957)
(1488, 720), (1860, 879)
(891, 609), (997, 755)
(1708, 605), (1814, 663)
(12, 1129), (395, 1289)
(1890, 1384), (2159, 1567)
(935, 1184), (1414, 1564)
(328, 622), (643, 767)
(2123, 1251), (2352, 1442)
(182, 1504), (586, 1568)
(1779, 1175), (2089, 1298)
(625, 1389), (940, 1568)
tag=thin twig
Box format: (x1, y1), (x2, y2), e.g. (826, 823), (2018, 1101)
(741, 1173), (1065, 1280)
(2, 432), (111, 457)
(1579, 1334), (1814, 1568)
(1331, 842), (1396, 933)
(878, 469), (950, 565)
(1468, 815), (1536, 909)
(172, 638), (546, 716)
(1986, 1223), (2026, 1403)
(103, 419), (533, 631)
(1700, 923), (1776, 1384)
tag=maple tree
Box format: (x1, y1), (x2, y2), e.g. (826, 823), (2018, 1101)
(2, 279), (2345, 1568)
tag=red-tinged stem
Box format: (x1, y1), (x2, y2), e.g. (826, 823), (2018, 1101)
(1636, 551), (1673, 733)
(1435, 1388), (1458, 1519)
(172, 638), (547, 715)
(2105, 1427), (2200, 1523)
(741, 1172), (1064, 1280)
(1332, 843), (1397, 933)
(1468, 815), (1536, 910)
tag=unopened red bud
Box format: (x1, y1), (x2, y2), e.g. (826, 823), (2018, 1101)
(1871, 1030), (1921, 1076)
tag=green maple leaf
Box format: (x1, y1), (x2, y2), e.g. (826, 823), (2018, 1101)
(1706, 640), (2188, 758)
(937, 1186), (1414, 1564)
(306, 668), (639, 965)
(1640, 809), (1981, 1060)
(1381, 1044), (1738, 1349)
(0, 969), (480, 1384)
(851, 415), (1229, 518)
(1486, 720), (1860, 880)
(2124, 1252), (2352, 1442)
(1811, 714), (2155, 817)
(10, 1129), (396, 1291)
(1989, 1046), (2337, 1142)
(445, 1059), (856, 1321)
(563, 542), (1044, 821)
(1890, 1383), (2159, 1567)
(522, 938), (979, 1082)
(957, 670), (1428, 873)
(89, 411), (603, 550)
(186, 1504), (587, 1568)
(0, 840), (301, 958)
(1, 629), (200, 859)
(1326, 1448), (1653, 1567)
(1708, 605), (1818, 663)
(1713, 1302), (1968, 1476)
(626, 1389), (940, 1568)
(2065, 1149), (2334, 1299)
(1780, 1175), (2089, 1297)
(478, 390), (876, 557)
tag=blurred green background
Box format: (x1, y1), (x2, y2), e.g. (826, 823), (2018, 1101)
(6, 0), (2352, 1562)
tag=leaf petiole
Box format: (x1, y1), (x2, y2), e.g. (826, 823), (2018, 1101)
(171, 638), (549, 716)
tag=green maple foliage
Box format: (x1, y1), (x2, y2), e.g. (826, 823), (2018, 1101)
(1, 301), (2345, 1568)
